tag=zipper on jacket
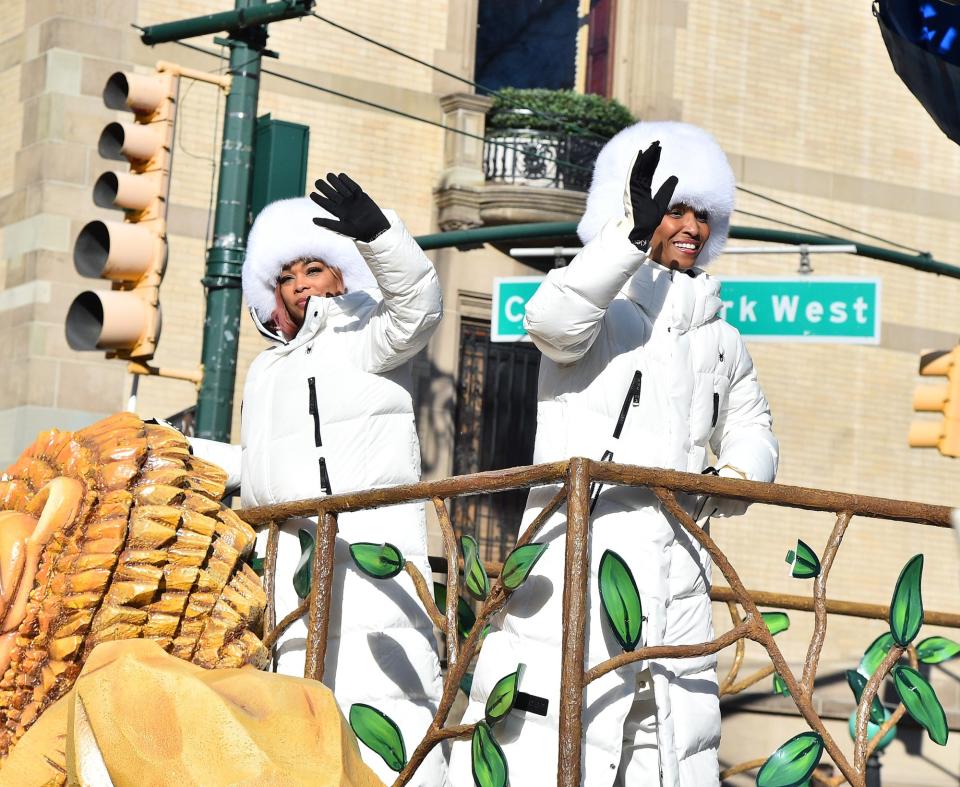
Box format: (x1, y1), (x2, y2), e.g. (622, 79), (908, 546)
(589, 449), (614, 514)
(307, 377), (322, 447)
(711, 391), (720, 428)
(612, 371), (643, 439)
(318, 457), (333, 495)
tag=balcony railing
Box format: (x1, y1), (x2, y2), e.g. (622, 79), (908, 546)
(483, 129), (602, 192)
(238, 459), (958, 787)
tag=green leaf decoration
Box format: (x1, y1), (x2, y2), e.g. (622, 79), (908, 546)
(916, 636), (960, 665)
(756, 731), (824, 787)
(891, 665), (949, 745)
(460, 671), (474, 697)
(485, 665), (524, 725)
(598, 549), (643, 652)
(471, 720), (508, 787)
(858, 633), (895, 678)
(293, 528), (315, 598)
(847, 707), (897, 752)
(845, 670), (886, 726)
(785, 539), (821, 579)
(350, 542), (404, 579)
(762, 611), (791, 636)
(889, 553), (924, 646)
(246, 553), (265, 576)
(772, 673), (790, 696)
(348, 703), (407, 772)
(501, 543), (548, 590)
(433, 582), (477, 640)
(461, 535), (490, 601)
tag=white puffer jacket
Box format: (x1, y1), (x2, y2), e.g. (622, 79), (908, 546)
(449, 218), (778, 786)
(192, 209), (447, 786)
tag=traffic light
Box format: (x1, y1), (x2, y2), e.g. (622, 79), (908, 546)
(908, 346), (960, 457)
(66, 68), (178, 362)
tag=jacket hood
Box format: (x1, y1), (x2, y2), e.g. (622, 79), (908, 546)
(242, 196), (378, 323)
(578, 121), (735, 266)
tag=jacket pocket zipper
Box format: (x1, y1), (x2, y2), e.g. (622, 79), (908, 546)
(318, 457), (333, 495)
(613, 371), (643, 439)
(589, 449), (614, 514)
(711, 391), (720, 428)
(307, 377), (322, 447)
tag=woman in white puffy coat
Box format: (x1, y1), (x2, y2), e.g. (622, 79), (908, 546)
(192, 174), (447, 786)
(450, 123), (778, 786)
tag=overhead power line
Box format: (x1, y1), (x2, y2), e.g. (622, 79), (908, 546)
(309, 11), (611, 143)
(308, 12), (929, 258)
(166, 38), (593, 175)
(161, 40), (919, 251)
(733, 209), (839, 239)
(736, 185), (926, 254)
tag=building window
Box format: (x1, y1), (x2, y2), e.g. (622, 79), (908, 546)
(475, 0), (580, 90)
(452, 319), (541, 563)
(475, 0), (616, 95)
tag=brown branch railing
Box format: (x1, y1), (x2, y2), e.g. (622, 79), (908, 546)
(237, 458), (957, 787)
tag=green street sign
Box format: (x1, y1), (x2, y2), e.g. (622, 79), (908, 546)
(492, 277), (544, 341)
(716, 277), (881, 343)
(492, 275), (881, 344)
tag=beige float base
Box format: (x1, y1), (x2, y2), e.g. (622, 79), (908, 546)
(2, 639), (384, 787)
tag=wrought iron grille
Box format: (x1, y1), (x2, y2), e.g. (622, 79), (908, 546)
(483, 129), (603, 192)
(165, 404), (196, 437)
(451, 320), (540, 562)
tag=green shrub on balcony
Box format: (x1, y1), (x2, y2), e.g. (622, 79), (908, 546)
(485, 88), (635, 140)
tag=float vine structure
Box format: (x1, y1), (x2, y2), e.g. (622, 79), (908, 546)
(241, 457), (959, 787)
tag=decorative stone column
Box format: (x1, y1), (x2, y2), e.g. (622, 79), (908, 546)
(434, 92), (494, 231)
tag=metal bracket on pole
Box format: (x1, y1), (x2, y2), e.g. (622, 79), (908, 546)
(128, 361), (204, 387)
(155, 60), (232, 93)
(139, 0), (315, 45)
(553, 246), (568, 268)
(798, 243), (813, 275)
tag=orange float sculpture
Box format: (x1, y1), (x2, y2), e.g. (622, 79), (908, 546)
(0, 412), (268, 761)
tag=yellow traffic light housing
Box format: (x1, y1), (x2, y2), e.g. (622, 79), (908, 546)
(908, 347), (960, 457)
(66, 68), (177, 362)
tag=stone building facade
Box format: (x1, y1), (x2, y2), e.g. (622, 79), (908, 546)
(0, 2), (958, 784)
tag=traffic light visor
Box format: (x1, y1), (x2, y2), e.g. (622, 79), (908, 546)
(103, 72), (169, 116)
(98, 122), (162, 162)
(74, 220), (161, 282)
(908, 420), (943, 448)
(65, 290), (158, 353)
(919, 349), (952, 375)
(93, 171), (160, 212)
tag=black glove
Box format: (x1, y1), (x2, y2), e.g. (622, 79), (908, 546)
(309, 173), (390, 243)
(625, 141), (679, 252)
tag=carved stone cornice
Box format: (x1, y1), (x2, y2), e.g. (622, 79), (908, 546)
(478, 184), (586, 225)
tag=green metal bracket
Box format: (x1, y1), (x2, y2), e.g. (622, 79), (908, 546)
(140, 0), (314, 45)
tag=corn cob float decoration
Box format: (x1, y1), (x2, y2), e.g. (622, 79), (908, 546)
(0, 412), (267, 760)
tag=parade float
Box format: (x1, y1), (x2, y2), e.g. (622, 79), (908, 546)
(0, 413), (381, 786)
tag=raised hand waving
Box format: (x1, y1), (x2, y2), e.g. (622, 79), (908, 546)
(309, 173), (390, 243)
(624, 141), (679, 252)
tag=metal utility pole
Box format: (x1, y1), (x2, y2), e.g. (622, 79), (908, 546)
(139, 0), (315, 441)
(194, 6), (264, 441)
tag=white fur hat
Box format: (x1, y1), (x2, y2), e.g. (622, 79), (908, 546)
(242, 196), (377, 322)
(577, 121), (735, 265)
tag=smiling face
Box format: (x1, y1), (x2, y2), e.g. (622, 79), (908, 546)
(277, 258), (345, 326)
(648, 204), (711, 271)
